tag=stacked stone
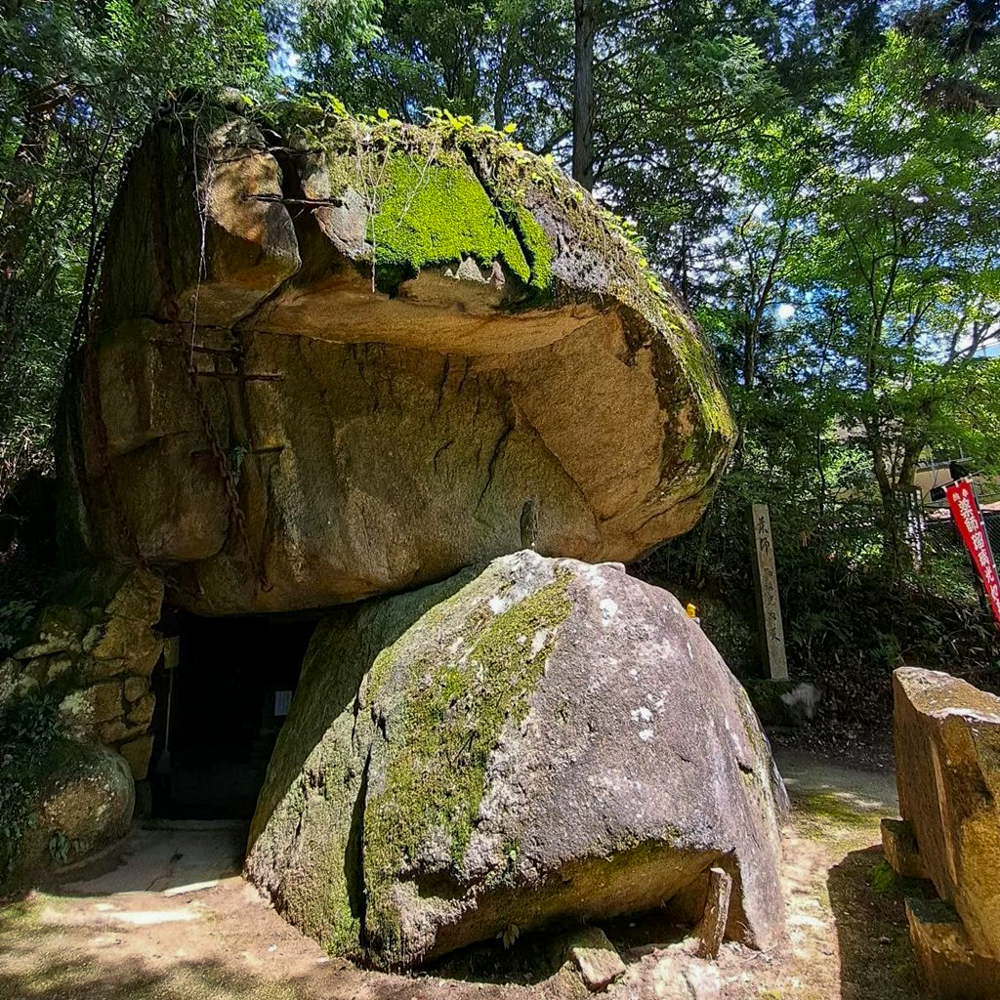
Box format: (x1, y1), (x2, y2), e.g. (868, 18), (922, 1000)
(0, 569), (163, 780)
(882, 667), (1000, 1000)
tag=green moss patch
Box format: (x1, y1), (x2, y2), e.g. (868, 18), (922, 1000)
(362, 571), (573, 963)
(790, 791), (883, 846)
(868, 858), (936, 900)
(513, 207), (553, 291)
(367, 154), (530, 281)
(672, 322), (737, 440)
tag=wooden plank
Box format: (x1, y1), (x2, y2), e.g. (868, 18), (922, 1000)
(696, 866), (733, 959)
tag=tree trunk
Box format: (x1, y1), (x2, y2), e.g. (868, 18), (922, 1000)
(572, 0), (595, 190)
(865, 418), (919, 580)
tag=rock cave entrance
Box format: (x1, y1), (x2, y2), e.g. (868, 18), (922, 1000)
(148, 611), (316, 821)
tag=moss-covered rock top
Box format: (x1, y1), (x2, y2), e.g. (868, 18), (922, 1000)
(265, 100), (734, 439)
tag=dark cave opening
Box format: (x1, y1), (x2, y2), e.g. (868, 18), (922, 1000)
(147, 610), (316, 821)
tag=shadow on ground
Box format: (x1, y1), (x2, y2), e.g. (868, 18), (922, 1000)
(827, 847), (931, 1000)
(0, 897), (310, 1000)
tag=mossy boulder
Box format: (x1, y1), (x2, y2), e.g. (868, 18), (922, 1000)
(65, 94), (734, 615)
(1, 735), (134, 892)
(245, 550), (786, 967)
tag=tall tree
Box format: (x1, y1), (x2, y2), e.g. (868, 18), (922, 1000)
(572, 0), (595, 188)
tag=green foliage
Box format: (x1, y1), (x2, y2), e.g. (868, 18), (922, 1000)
(0, 694), (61, 758)
(47, 829), (69, 864)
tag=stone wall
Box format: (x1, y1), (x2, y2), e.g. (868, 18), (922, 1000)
(0, 568), (164, 780)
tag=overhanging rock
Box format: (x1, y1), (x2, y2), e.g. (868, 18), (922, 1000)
(64, 95), (735, 615)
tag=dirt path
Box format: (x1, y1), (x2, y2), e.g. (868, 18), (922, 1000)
(0, 750), (927, 1000)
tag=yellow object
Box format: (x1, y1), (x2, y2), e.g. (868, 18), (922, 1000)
(686, 603), (697, 618)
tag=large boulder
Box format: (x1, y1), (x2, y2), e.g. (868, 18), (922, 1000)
(893, 666), (1000, 960)
(63, 95), (734, 615)
(245, 551), (786, 967)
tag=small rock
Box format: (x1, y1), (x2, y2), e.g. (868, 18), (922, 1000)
(567, 926), (626, 992)
(81, 624), (103, 653)
(487, 260), (505, 287)
(454, 257), (486, 283)
(651, 951), (720, 1000)
(127, 693), (156, 726)
(123, 676), (148, 702)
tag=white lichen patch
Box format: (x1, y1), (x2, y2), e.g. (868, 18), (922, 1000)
(529, 629), (549, 658)
(59, 690), (91, 720)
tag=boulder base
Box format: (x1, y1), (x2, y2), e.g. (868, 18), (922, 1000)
(893, 666), (1000, 960)
(906, 897), (1000, 999)
(246, 551), (786, 967)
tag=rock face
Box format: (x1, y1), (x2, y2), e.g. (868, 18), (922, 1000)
(893, 666), (1000, 961)
(245, 551), (786, 967)
(63, 95), (734, 615)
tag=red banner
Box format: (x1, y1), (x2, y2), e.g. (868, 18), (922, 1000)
(945, 479), (1000, 627)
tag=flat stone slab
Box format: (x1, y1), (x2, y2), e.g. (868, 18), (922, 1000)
(566, 926), (626, 992)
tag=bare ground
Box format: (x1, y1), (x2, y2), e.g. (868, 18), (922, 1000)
(0, 750), (930, 1000)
